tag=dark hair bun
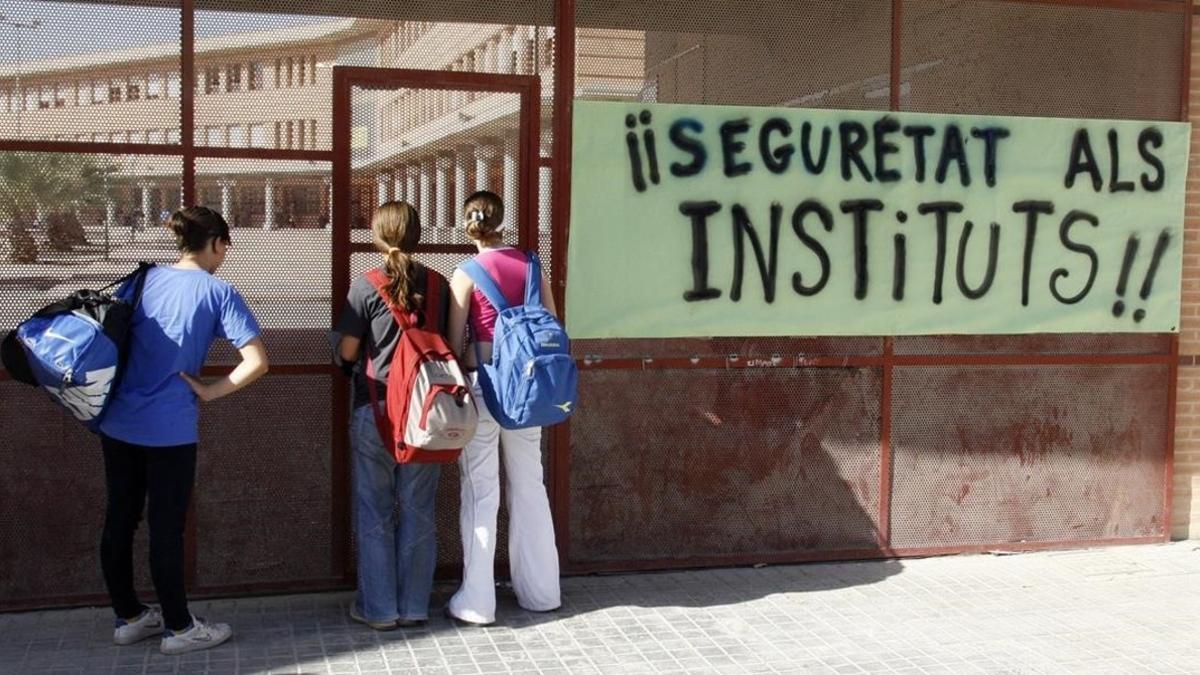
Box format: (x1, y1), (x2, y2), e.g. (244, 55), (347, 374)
(170, 206), (231, 253)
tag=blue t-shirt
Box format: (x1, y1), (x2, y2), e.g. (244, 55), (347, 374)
(99, 266), (261, 447)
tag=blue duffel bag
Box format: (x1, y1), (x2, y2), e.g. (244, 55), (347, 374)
(1, 263), (152, 431)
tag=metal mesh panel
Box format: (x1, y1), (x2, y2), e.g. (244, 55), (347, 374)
(575, 0), (890, 110)
(197, 7), (555, 153)
(350, 84), (526, 246)
(0, 380), (154, 606)
(196, 158), (332, 366)
(0, 1), (182, 144)
(889, 365), (1169, 549)
(570, 367), (882, 563)
(193, 374), (335, 586)
(900, 1), (1183, 120)
(0, 151), (183, 330)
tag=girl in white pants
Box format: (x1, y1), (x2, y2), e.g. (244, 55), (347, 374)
(446, 190), (561, 625)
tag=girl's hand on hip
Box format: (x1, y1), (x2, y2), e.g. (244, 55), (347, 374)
(179, 371), (216, 402)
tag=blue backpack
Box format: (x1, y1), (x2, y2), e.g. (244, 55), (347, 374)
(1, 263), (152, 432)
(460, 252), (577, 429)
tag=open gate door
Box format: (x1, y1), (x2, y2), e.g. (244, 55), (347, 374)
(331, 67), (543, 576)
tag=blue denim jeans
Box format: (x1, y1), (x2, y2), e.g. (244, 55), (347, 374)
(350, 405), (441, 622)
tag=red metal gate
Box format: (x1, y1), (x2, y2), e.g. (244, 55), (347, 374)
(331, 67), (546, 576)
(0, 0), (1188, 612)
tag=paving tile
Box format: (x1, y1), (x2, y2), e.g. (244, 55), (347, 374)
(7, 543), (1200, 675)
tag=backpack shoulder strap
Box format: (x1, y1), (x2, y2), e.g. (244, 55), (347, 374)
(364, 268), (414, 330)
(422, 267), (442, 331)
(127, 262), (153, 310)
(460, 258), (510, 312)
(523, 251), (543, 307)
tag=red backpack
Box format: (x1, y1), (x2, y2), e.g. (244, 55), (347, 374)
(365, 267), (478, 464)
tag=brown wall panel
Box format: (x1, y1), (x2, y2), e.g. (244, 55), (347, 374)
(570, 367), (883, 563)
(890, 365), (1169, 548)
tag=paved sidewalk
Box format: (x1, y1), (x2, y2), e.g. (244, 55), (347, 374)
(2, 542), (1198, 674)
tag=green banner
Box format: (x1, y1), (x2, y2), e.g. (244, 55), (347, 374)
(565, 101), (1189, 338)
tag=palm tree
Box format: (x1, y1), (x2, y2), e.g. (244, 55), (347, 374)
(0, 153), (118, 263)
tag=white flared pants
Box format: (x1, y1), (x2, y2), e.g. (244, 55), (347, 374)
(447, 376), (561, 624)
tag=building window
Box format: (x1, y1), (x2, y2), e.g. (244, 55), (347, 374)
(53, 84), (66, 108)
(37, 86), (51, 109)
(24, 88), (35, 111)
(274, 121), (281, 148)
(285, 120), (294, 149)
(108, 80), (123, 103)
(167, 129), (180, 144)
(203, 67), (220, 95)
(285, 57), (294, 87)
(148, 129), (165, 144)
(228, 125), (246, 148)
(225, 64), (241, 92)
(167, 72), (180, 98)
(206, 125), (224, 146)
(249, 123), (268, 148)
(130, 130), (147, 144)
(147, 73), (163, 99)
(248, 62), (264, 91)
(297, 57), (305, 87)
(274, 59), (282, 88)
(91, 80), (104, 105)
(309, 119), (317, 148)
(126, 79), (141, 102)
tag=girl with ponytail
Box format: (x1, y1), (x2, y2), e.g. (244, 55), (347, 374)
(333, 201), (450, 630)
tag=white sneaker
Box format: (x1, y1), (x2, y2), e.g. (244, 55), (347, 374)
(159, 616), (232, 655)
(113, 607), (164, 646)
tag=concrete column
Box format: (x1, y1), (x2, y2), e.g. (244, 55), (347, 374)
(406, 165), (418, 211)
(418, 159), (433, 228)
(435, 154), (452, 235)
(323, 176), (332, 230)
(500, 29), (515, 74)
(140, 185), (153, 230)
(263, 178), (275, 230)
(516, 27), (533, 75)
(219, 179), (234, 221)
(454, 145), (471, 221)
(393, 166), (405, 202)
(376, 171), (390, 205)
(503, 134), (519, 230)
(475, 142), (499, 193)
(485, 38), (499, 72)
(539, 165), (552, 233)
(450, 61), (465, 109)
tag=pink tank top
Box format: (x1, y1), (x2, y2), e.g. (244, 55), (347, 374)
(468, 248), (528, 342)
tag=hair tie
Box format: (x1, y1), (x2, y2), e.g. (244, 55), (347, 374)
(469, 209), (485, 223)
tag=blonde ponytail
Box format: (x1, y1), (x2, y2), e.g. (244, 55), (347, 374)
(371, 202), (423, 311)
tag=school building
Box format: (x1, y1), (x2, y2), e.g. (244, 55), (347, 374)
(0, 0), (1198, 611)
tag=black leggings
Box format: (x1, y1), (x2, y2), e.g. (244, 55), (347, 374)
(100, 435), (196, 631)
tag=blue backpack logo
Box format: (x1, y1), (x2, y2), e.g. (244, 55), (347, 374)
(460, 252), (577, 429)
(1, 263), (152, 432)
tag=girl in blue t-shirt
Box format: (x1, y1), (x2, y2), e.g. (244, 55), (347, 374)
(98, 206), (268, 656)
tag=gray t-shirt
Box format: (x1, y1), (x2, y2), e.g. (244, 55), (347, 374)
(335, 263), (451, 409)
